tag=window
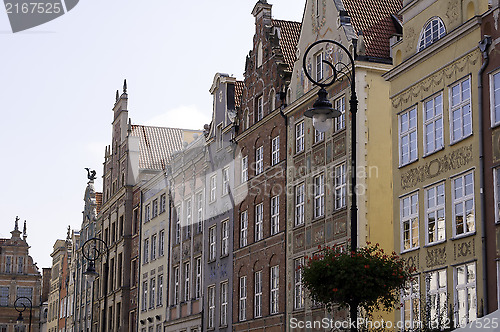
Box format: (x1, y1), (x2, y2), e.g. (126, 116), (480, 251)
(255, 146), (263, 175)
(217, 123), (223, 149)
(295, 122), (304, 153)
(17, 257), (23, 274)
(221, 220), (229, 256)
(295, 184), (305, 226)
(160, 194), (166, 213)
(316, 51), (323, 81)
(426, 182), (445, 244)
(314, 174), (325, 218)
(210, 175), (217, 202)
(195, 258), (202, 298)
(491, 71), (500, 126)
(401, 192), (419, 251)
(184, 262), (190, 301)
(418, 17), (446, 51)
(149, 278), (155, 309)
(335, 164), (346, 209)
(453, 171), (475, 236)
(271, 136), (280, 165)
(175, 206), (181, 244)
(159, 230), (165, 256)
(220, 282), (228, 326)
(427, 269), (447, 327)
(241, 156), (248, 183)
(270, 265), (279, 314)
(0, 287), (8, 306)
(196, 192), (203, 233)
(151, 234), (157, 260)
(157, 275), (163, 306)
(141, 281), (147, 311)
(424, 93), (444, 155)
(254, 271), (262, 318)
(239, 276), (247, 321)
(145, 204), (151, 222)
(455, 262), (477, 327)
(208, 286), (215, 329)
(173, 266), (179, 304)
(152, 199), (158, 218)
(335, 96), (346, 131)
(270, 195), (279, 235)
(143, 238), (149, 264)
(256, 96), (263, 121)
(314, 129), (324, 143)
(209, 226), (216, 261)
(222, 167), (229, 196)
(450, 77), (472, 143)
(495, 167), (500, 223)
(186, 199), (192, 238)
(240, 210), (248, 247)
(294, 258), (304, 309)
(255, 203), (263, 241)
(399, 107), (418, 166)
(401, 276), (420, 329)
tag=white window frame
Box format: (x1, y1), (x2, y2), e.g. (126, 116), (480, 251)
(240, 210), (248, 248)
(173, 266), (179, 304)
(452, 171), (475, 237)
(184, 262), (190, 301)
(241, 156), (248, 183)
(254, 271), (262, 318)
(450, 77), (472, 143)
(335, 164), (346, 209)
(427, 269), (447, 327)
(401, 192), (419, 251)
(270, 195), (279, 235)
(314, 174), (325, 218)
(210, 175), (217, 202)
(222, 167), (229, 196)
(294, 258), (304, 309)
(221, 220), (229, 256)
(220, 281), (228, 326)
(143, 238), (149, 264)
(151, 233), (157, 260)
(271, 136), (280, 165)
(295, 183), (305, 226)
(195, 257), (202, 299)
(255, 203), (263, 241)
(335, 96), (346, 131)
(141, 281), (148, 311)
(196, 192), (203, 233)
(175, 206), (181, 244)
(295, 121), (304, 153)
(315, 51), (323, 81)
(239, 276), (247, 321)
(185, 199), (192, 236)
(454, 262), (477, 327)
(417, 17), (446, 52)
(425, 182), (445, 244)
(257, 96), (263, 121)
(490, 70), (500, 127)
(157, 274), (163, 306)
(270, 265), (279, 314)
(209, 226), (216, 261)
(399, 107), (418, 166)
(401, 276), (420, 329)
(159, 230), (165, 256)
(208, 285), (215, 329)
(423, 93), (444, 155)
(255, 146), (263, 175)
(149, 277), (155, 309)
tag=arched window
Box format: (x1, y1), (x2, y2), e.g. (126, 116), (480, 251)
(257, 41), (263, 68)
(418, 17), (446, 52)
(269, 88), (276, 112)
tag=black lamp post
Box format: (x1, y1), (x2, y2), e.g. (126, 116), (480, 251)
(82, 237), (109, 332)
(302, 39), (358, 331)
(15, 296), (32, 332)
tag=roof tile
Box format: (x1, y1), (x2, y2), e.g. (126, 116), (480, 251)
(272, 19), (302, 70)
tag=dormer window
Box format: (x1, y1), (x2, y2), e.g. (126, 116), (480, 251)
(418, 17), (446, 52)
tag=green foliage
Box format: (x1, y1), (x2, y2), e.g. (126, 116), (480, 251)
(301, 242), (414, 314)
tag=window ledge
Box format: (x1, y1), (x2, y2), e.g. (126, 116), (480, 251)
(424, 240), (446, 248)
(400, 246), (420, 254)
(422, 146), (445, 158)
(449, 133), (473, 147)
(398, 158), (419, 169)
(451, 232), (476, 240)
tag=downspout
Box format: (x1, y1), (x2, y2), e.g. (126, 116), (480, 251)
(478, 35), (492, 316)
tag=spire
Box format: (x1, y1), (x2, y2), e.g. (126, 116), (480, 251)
(123, 79), (127, 94)
(23, 220), (27, 240)
(116, 90), (119, 102)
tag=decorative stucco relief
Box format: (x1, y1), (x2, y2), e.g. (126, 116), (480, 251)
(454, 237), (475, 260)
(401, 145), (473, 190)
(446, 0), (460, 24)
(425, 246), (446, 268)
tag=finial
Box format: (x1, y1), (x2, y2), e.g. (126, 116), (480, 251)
(116, 90), (119, 102)
(23, 220), (27, 240)
(15, 216), (19, 231)
(67, 226), (71, 240)
(85, 168), (97, 181)
(123, 79), (127, 94)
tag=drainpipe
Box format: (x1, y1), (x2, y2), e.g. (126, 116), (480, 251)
(478, 35), (492, 316)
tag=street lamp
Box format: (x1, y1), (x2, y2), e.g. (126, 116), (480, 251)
(15, 296), (32, 332)
(302, 39), (359, 331)
(82, 237), (109, 332)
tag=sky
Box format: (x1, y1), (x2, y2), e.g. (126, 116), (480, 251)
(0, 0), (306, 269)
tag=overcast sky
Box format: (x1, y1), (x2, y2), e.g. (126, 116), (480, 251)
(0, 0), (306, 268)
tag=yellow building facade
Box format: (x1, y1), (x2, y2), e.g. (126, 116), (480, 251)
(385, 0), (489, 328)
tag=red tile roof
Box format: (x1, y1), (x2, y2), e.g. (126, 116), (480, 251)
(343, 0), (402, 59)
(235, 81), (244, 108)
(130, 125), (185, 170)
(272, 19), (302, 70)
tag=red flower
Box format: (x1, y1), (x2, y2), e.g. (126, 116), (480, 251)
(364, 265), (370, 269)
(332, 288), (338, 292)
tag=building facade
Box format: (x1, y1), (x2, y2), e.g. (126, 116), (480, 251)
(0, 220), (42, 332)
(232, 2), (299, 331)
(385, 0), (489, 328)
